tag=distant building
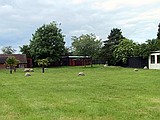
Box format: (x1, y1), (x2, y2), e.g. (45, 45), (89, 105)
(0, 54), (28, 69)
(149, 51), (160, 69)
(125, 57), (148, 68)
(61, 56), (92, 66)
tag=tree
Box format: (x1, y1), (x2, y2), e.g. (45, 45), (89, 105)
(101, 28), (125, 65)
(37, 59), (49, 73)
(5, 56), (19, 74)
(132, 39), (160, 59)
(29, 21), (65, 64)
(141, 39), (160, 58)
(19, 45), (31, 58)
(71, 33), (102, 60)
(157, 23), (160, 39)
(113, 39), (137, 63)
(13, 59), (19, 72)
(134, 23), (160, 58)
(63, 47), (73, 56)
(1, 46), (16, 54)
(106, 28), (125, 45)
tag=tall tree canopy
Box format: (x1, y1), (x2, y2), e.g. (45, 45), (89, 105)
(106, 28), (125, 45)
(157, 23), (160, 39)
(19, 45), (31, 58)
(29, 21), (65, 62)
(1, 46), (16, 54)
(113, 39), (137, 63)
(71, 33), (102, 59)
(101, 28), (125, 65)
(113, 38), (160, 64)
(139, 39), (160, 58)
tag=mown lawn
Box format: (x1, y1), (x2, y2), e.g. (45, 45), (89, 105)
(0, 65), (160, 120)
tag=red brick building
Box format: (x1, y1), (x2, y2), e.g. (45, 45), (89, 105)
(62, 56), (92, 66)
(0, 54), (28, 69)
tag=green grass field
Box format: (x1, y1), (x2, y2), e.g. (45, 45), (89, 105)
(0, 65), (160, 120)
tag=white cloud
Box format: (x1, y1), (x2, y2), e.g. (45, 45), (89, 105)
(71, 0), (85, 5)
(117, 8), (160, 28)
(118, 0), (159, 7)
(93, 1), (122, 12)
(0, 5), (13, 12)
(0, 0), (160, 51)
(93, 0), (160, 11)
(0, 28), (17, 33)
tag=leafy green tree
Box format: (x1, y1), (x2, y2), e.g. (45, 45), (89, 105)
(113, 39), (137, 63)
(133, 39), (160, 59)
(13, 59), (19, 72)
(106, 28), (125, 45)
(29, 21), (65, 64)
(135, 23), (160, 58)
(102, 28), (125, 65)
(37, 59), (49, 73)
(19, 45), (31, 58)
(5, 56), (19, 74)
(62, 47), (73, 56)
(1, 46), (16, 54)
(141, 39), (160, 58)
(157, 23), (160, 39)
(71, 33), (102, 59)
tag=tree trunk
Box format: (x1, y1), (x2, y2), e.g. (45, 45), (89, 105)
(84, 56), (86, 67)
(91, 57), (93, 67)
(9, 66), (12, 74)
(42, 66), (44, 73)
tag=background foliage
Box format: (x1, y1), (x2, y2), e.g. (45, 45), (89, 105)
(29, 21), (65, 63)
(72, 33), (102, 60)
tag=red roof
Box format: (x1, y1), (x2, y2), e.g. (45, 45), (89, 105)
(0, 54), (27, 64)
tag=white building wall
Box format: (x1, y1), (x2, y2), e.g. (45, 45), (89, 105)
(149, 52), (160, 69)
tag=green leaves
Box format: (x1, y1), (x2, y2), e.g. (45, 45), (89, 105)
(19, 45), (31, 58)
(37, 59), (49, 67)
(113, 38), (160, 63)
(157, 23), (160, 39)
(106, 28), (125, 46)
(102, 28), (125, 65)
(37, 58), (49, 73)
(113, 39), (136, 63)
(5, 56), (19, 66)
(1, 46), (16, 54)
(29, 21), (65, 63)
(71, 33), (102, 59)
(5, 56), (19, 74)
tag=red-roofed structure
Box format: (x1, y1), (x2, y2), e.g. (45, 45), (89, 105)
(0, 54), (28, 68)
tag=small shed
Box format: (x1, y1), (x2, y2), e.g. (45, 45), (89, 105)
(0, 54), (27, 69)
(123, 57), (148, 68)
(62, 56), (92, 66)
(148, 51), (160, 69)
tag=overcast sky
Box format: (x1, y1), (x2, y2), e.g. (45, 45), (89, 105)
(0, 0), (160, 53)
